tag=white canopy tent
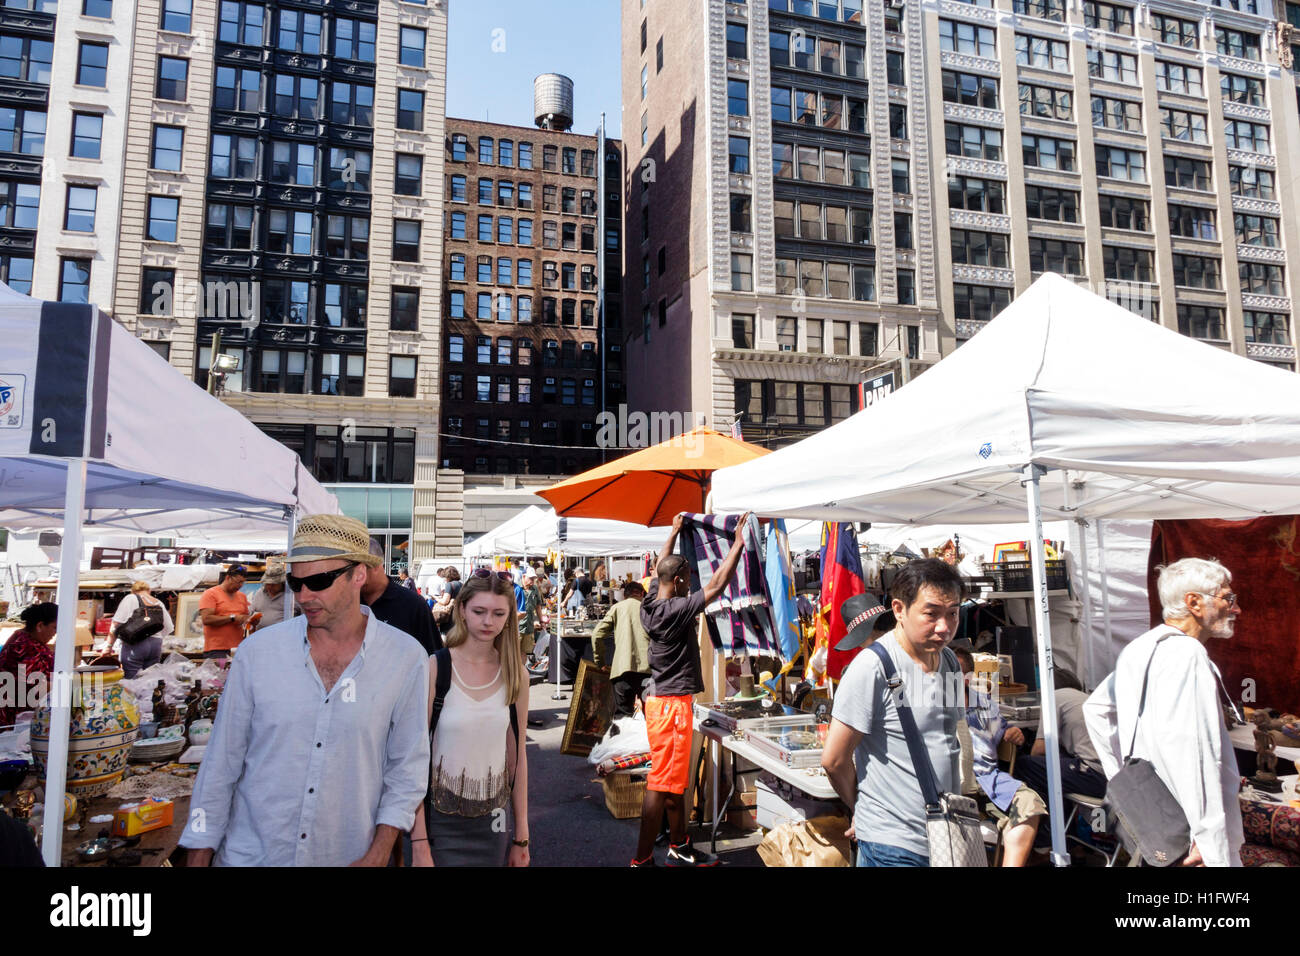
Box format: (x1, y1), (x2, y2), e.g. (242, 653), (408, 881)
(712, 273), (1300, 864)
(0, 285), (338, 864)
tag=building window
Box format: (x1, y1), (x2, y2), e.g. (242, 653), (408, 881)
(563, 148), (577, 174)
(1239, 261), (1285, 297)
(317, 353), (365, 397)
(0, 34), (53, 84)
(155, 55), (188, 100)
(1229, 164), (1273, 199)
(83, 0), (112, 17)
(1092, 96), (1142, 132)
(64, 185), (97, 232)
(726, 22), (747, 59)
(939, 20), (995, 57)
(518, 141), (533, 169)
(1221, 72), (1264, 106)
(1097, 194), (1149, 230)
(948, 175), (1005, 213)
(946, 71), (1000, 109)
(727, 79), (749, 116)
(214, 66), (260, 111)
(218, 2), (265, 45)
(149, 124), (183, 171)
(58, 257), (91, 303)
(953, 283), (1012, 321)
(327, 147), (370, 192)
(448, 334), (464, 363)
(77, 41), (109, 87)
(1215, 27), (1260, 61)
(1095, 144), (1145, 182)
(325, 214), (369, 259)
(1158, 108), (1207, 143)
(397, 89), (424, 130)
(730, 194), (752, 233)
(1166, 155), (1212, 191)
(210, 133), (257, 179)
(1243, 311), (1291, 345)
(1083, 0), (1133, 33)
(1224, 120), (1270, 153)
(161, 0), (191, 31)
(1028, 237), (1085, 275)
(1153, 12), (1198, 47)
(393, 219), (421, 261)
(1235, 213), (1280, 247)
(333, 17), (375, 61)
(730, 254), (753, 292)
(204, 202), (253, 248)
(1167, 203), (1217, 241)
(146, 195), (180, 242)
(1087, 48), (1137, 83)
(0, 254), (32, 293)
(70, 112), (103, 159)
(945, 122), (1002, 160)
(1155, 61), (1203, 97)
(330, 81), (374, 126)
(271, 73), (319, 119)
(449, 174), (466, 202)
(1177, 305), (1225, 340)
(394, 153), (421, 195)
(0, 179), (38, 229)
(448, 291), (465, 318)
(389, 356), (417, 397)
(269, 141), (315, 185)
(277, 9), (321, 54)
(951, 228), (1009, 267)
(1102, 245), (1153, 282)
(1170, 252), (1216, 290)
(139, 267), (174, 315)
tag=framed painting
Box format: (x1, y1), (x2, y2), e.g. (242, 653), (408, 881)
(560, 659), (615, 757)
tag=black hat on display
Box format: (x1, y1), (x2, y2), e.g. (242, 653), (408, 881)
(837, 593), (895, 651)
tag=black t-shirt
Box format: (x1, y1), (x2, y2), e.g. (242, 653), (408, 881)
(0, 812), (42, 866)
(369, 576), (442, 654)
(640, 578), (708, 697)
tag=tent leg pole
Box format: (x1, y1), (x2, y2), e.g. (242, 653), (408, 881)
(42, 460), (88, 867)
(1023, 464), (1068, 867)
(283, 511), (298, 622)
(1073, 517), (1096, 692)
(1095, 521), (1115, 665)
(552, 557), (566, 701)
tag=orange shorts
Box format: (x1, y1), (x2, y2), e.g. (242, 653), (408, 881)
(645, 695), (694, 794)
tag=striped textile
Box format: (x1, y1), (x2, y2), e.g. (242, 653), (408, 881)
(596, 752), (653, 777)
(680, 513), (779, 657)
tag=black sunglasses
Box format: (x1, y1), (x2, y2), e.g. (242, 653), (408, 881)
(287, 563), (358, 593)
(472, 568), (513, 582)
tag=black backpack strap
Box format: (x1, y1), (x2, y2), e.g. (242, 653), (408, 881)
(869, 641), (943, 811)
(508, 695), (520, 792)
(429, 647), (452, 736)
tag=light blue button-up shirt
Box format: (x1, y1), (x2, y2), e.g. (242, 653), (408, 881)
(181, 606), (430, 866)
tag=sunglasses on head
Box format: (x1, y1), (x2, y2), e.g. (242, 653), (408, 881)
(472, 568), (513, 582)
(287, 562), (358, 593)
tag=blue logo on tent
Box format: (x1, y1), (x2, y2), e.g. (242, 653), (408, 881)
(978, 442), (992, 459)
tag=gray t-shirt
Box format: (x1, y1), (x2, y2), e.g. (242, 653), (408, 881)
(1055, 687), (1103, 774)
(831, 630), (962, 858)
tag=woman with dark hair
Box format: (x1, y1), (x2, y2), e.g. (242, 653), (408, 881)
(409, 569), (529, 866)
(0, 603), (57, 726)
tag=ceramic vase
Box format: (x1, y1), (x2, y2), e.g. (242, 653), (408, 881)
(30, 666), (141, 798)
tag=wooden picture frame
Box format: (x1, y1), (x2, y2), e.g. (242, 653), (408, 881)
(561, 659), (615, 757)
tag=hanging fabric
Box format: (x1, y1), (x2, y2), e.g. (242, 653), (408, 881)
(679, 513), (779, 657)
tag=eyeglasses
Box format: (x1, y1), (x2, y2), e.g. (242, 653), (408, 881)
(472, 568), (513, 583)
(287, 563), (358, 593)
(1198, 591), (1238, 607)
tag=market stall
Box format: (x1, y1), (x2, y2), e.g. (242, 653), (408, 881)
(0, 284), (337, 865)
(711, 272), (1300, 864)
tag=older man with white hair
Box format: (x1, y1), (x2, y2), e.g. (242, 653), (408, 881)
(1083, 557), (1245, 867)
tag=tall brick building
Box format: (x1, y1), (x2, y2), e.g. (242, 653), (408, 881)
(439, 100), (624, 478)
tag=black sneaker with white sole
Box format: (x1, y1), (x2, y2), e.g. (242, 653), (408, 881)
(665, 838), (720, 867)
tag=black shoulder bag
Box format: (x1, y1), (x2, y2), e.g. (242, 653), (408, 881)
(1104, 635), (1194, 866)
(116, 597), (165, 645)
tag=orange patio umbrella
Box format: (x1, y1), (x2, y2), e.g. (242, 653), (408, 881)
(536, 426), (770, 527)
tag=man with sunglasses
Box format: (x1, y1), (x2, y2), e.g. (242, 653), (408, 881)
(181, 514), (430, 867)
(1084, 557), (1245, 866)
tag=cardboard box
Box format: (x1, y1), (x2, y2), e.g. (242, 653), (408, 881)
(112, 798), (174, 837)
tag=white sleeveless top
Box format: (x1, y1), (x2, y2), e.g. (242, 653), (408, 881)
(429, 667), (510, 817)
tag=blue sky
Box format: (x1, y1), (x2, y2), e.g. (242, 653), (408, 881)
(446, 0), (624, 138)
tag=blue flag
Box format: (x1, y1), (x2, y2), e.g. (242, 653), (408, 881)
(765, 519), (802, 663)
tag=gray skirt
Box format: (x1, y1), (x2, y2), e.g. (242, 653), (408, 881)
(427, 806), (511, 867)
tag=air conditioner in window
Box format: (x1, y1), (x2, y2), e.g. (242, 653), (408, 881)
(779, 345), (794, 352)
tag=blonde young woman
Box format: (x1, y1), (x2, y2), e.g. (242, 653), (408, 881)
(410, 570), (530, 866)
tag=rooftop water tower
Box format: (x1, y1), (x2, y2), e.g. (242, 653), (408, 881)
(534, 73), (574, 131)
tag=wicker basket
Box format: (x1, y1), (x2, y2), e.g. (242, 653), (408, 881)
(602, 770), (648, 819)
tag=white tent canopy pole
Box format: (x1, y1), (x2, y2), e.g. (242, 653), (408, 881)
(1023, 464), (1068, 865)
(40, 461), (87, 865)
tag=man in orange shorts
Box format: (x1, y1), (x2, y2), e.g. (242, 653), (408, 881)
(633, 512), (748, 867)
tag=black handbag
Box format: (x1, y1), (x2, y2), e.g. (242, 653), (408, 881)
(117, 599), (165, 645)
(1105, 636), (1191, 866)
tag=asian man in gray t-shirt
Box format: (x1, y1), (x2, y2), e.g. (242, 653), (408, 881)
(822, 559), (966, 866)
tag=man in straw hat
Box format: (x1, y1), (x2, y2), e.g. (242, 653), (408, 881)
(249, 554), (289, 632)
(181, 514), (430, 866)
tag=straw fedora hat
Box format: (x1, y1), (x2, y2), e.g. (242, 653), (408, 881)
(261, 554), (287, 584)
(284, 514), (382, 567)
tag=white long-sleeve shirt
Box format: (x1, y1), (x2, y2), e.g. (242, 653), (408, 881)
(1083, 624), (1243, 867)
(180, 606), (430, 866)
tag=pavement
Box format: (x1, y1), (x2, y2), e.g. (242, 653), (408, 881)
(522, 678), (764, 867)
